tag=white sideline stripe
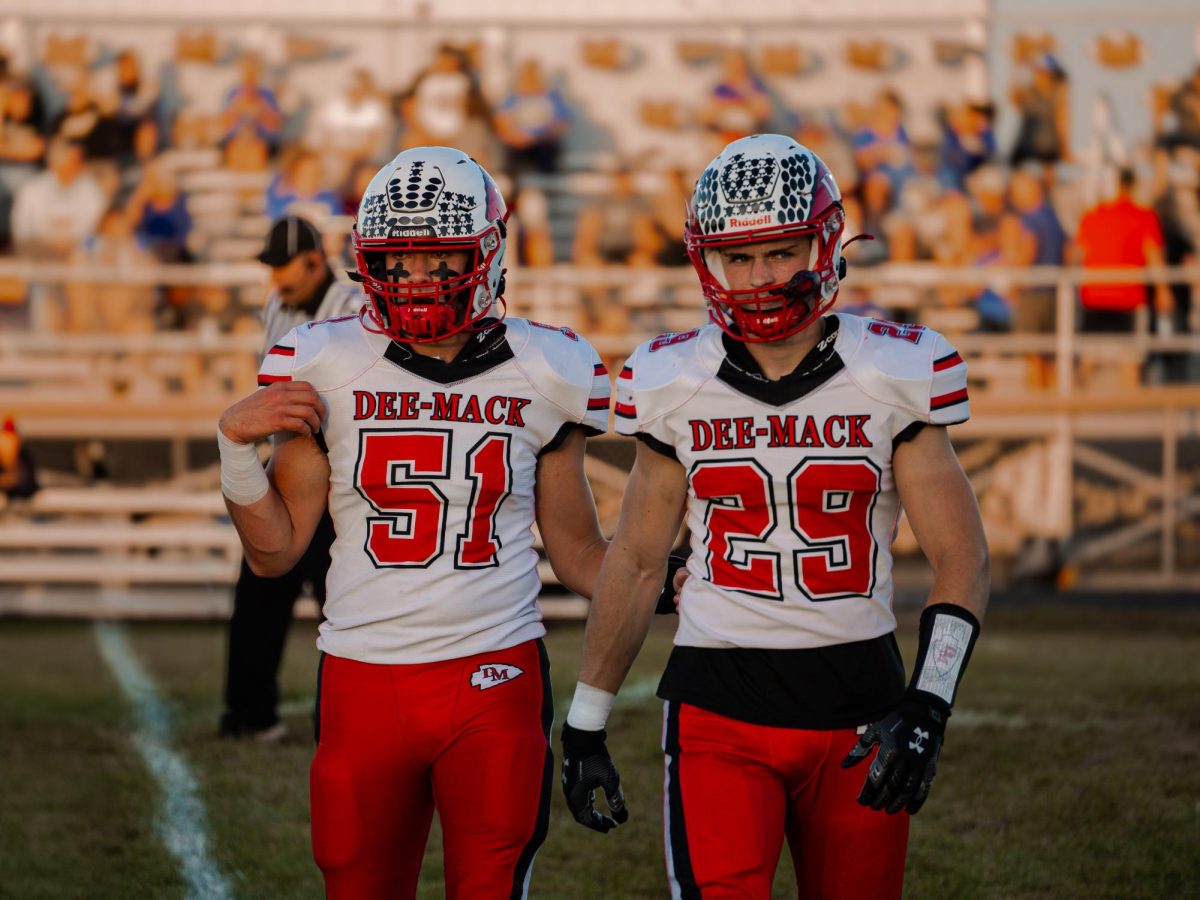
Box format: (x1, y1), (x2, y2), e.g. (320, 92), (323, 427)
(662, 703), (683, 900)
(951, 709), (1031, 729)
(94, 622), (233, 900)
(278, 697), (316, 716)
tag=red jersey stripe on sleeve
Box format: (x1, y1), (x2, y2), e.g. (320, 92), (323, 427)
(933, 351), (963, 372)
(614, 401), (637, 419)
(587, 397), (611, 411)
(930, 387), (969, 411)
(268, 344), (296, 357)
(258, 374), (293, 386)
(593, 363), (608, 377)
(618, 366), (633, 381)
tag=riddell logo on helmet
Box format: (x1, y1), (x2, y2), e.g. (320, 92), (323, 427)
(729, 214), (773, 228)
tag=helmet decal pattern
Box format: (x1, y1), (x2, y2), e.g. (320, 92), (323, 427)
(702, 152), (782, 232)
(358, 158), (480, 239)
(718, 153), (778, 211)
(387, 159), (443, 212)
(777, 151), (815, 223)
(694, 145), (821, 234)
(692, 166), (724, 235)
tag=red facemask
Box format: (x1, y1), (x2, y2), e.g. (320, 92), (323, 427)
(352, 228), (505, 344)
(685, 204), (847, 343)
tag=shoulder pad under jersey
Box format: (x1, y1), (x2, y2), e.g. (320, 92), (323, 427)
(257, 314), (383, 393)
(507, 318), (611, 434)
(614, 323), (723, 437)
(835, 313), (969, 425)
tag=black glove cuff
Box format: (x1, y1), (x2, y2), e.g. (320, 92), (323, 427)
(906, 603), (980, 710)
(654, 554), (689, 615)
(899, 686), (951, 725)
(562, 722), (608, 756)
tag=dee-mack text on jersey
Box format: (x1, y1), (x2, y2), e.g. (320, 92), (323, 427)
(689, 414), (873, 451)
(354, 390), (532, 427)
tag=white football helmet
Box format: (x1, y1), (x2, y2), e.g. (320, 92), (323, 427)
(686, 134), (848, 342)
(353, 147), (508, 343)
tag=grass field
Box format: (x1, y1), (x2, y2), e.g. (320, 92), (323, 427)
(2, 603), (1198, 899)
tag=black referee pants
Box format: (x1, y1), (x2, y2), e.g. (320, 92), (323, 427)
(220, 510), (335, 734)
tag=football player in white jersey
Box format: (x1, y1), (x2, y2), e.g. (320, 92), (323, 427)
(217, 147), (614, 899)
(562, 134), (990, 898)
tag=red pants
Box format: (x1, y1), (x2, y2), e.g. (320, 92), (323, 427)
(662, 702), (909, 900)
(310, 640), (553, 900)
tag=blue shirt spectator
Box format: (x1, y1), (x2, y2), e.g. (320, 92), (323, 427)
(699, 50), (772, 144)
(1009, 168), (1065, 265)
(222, 55), (283, 148)
(138, 192), (191, 259)
(937, 101), (996, 191)
(495, 60), (571, 177)
(265, 149), (340, 220)
(128, 162), (192, 262)
(852, 91), (915, 203)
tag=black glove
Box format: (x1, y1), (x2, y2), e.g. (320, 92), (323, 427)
(654, 554), (689, 615)
(840, 689), (948, 816)
(561, 723), (628, 833)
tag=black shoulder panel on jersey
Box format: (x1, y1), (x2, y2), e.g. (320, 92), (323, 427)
(892, 421), (925, 449)
(537, 421), (603, 458)
(634, 431), (679, 461)
(716, 316), (844, 407)
(383, 320), (512, 384)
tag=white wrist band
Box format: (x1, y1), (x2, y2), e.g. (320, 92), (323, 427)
(566, 682), (616, 731)
(218, 428), (269, 506)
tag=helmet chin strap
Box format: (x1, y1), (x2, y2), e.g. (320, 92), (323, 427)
(779, 269), (821, 306)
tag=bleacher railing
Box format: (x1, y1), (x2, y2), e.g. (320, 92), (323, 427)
(2, 261), (1198, 590)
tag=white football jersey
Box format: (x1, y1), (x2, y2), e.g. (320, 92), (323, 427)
(258, 315), (611, 664)
(616, 314), (969, 651)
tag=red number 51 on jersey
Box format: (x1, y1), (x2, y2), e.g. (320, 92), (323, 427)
(355, 429), (512, 568)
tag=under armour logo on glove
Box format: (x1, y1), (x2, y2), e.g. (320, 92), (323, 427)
(841, 691), (948, 815)
(909, 727), (929, 753)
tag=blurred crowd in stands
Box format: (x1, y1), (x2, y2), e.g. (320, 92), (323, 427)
(0, 32), (1197, 383)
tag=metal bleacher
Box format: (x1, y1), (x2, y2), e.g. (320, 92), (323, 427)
(2, 0), (1198, 613)
(2, 261), (1199, 619)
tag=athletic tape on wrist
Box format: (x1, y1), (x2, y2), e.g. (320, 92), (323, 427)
(566, 682), (616, 731)
(217, 427), (269, 506)
(910, 603), (980, 708)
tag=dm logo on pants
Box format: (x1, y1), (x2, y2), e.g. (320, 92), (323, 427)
(470, 663), (524, 691)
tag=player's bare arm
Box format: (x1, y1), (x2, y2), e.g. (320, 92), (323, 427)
(842, 423), (989, 816)
(577, 441), (688, 694)
(534, 426), (608, 599)
(218, 382), (330, 577)
(561, 442), (687, 833)
(893, 424), (990, 620)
